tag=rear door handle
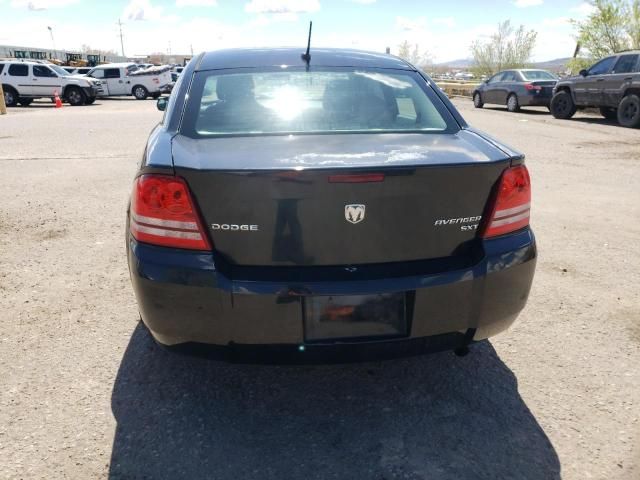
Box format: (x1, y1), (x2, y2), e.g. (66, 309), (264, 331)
(118, 80), (123, 83)
(624, 77), (633, 81)
(596, 78), (605, 82)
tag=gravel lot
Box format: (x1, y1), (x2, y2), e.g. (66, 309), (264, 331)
(0, 97), (638, 480)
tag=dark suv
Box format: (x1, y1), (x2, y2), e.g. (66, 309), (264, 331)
(550, 50), (640, 128)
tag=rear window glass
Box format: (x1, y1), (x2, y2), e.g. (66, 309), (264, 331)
(0, 64), (4, 74)
(105, 68), (121, 78)
(612, 55), (639, 74)
(183, 68), (450, 136)
(8, 64), (28, 76)
(521, 70), (557, 80)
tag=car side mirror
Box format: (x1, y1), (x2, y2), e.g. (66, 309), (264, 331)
(579, 69), (588, 77)
(156, 97), (168, 111)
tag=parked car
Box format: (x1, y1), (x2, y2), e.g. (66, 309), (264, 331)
(172, 66), (184, 75)
(85, 63), (171, 100)
(1, 60), (100, 106)
(473, 69), (558, 112)
(550, 50), (640, 128)
(126, 48), (536, 361)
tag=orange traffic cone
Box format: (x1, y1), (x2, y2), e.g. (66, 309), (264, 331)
(54, 90), (63, 108)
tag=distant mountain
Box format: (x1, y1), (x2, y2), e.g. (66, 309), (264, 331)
(435, 58), (473, 68)
(532, 57), (572, 70)
(435, 57), (571, 71)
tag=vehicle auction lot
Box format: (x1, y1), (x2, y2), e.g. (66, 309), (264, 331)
(1, 98), (638, 479)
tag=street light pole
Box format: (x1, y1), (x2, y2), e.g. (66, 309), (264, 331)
(47, 26), (56, 59)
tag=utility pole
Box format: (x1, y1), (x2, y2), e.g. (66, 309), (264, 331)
(47, 26), (56, 58)
(117, 19), (126, 57)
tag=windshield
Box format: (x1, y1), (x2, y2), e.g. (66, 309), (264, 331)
(49, 64), (70, 76)
(183, 68), (450, 137)
(520, 70), (557, 80)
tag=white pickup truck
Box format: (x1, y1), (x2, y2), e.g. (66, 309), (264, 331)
(85, 63), (172, 100)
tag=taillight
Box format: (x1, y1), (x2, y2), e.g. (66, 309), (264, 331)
(524, 83), (542, 91)
(130, 175), (211, 251)
(480, 165), (531, 238)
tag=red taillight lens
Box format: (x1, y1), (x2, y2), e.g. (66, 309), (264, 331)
(524, 83), (542, 91)
(480, 165), (531, 238)
(130, 175), (212, 251)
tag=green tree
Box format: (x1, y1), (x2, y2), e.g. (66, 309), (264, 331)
(470, 21), (537, 76)
(628, 0), (640, 50)
(397, 40), (432, 69)
(569, 0), (640, 72)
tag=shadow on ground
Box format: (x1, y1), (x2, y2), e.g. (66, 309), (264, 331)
(109, 323), (560, 480)
(483, 106), (551, 116)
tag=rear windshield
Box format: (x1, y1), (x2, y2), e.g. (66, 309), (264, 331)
(182, 68), (452, 137)
(520, 70), (557, 81)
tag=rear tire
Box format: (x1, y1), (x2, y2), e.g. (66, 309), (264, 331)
(550, 91), (577, 119)
(133, 85), (148, 100)
(18, 98), (33, 107)
(617, 94), (640, 128)
(3, 87), (18, 107)
(473, 92), (484, 108)
(599, 107), (617, 120)
(507, 93), (520, 112)
(65, 86), (86, 106)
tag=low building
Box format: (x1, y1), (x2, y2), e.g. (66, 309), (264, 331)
(0, 45), (127, 66)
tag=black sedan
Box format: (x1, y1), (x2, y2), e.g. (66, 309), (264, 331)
(473, 69), (558, 112)
(126, 48), (536, 362)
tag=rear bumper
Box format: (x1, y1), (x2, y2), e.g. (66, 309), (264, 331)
(128, 229), (536, 358)
(519, 94), (552, 107)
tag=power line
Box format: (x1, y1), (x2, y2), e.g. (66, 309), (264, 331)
(117, 19), (125, 57)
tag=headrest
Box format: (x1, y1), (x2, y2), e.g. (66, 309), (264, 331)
(217, 74), (255, 101)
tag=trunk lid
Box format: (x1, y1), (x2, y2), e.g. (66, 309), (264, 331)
(531, 80), (557, 96)
(173, 131), (511, 266)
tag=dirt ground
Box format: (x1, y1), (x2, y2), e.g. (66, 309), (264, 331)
(0, 97), (638, 480)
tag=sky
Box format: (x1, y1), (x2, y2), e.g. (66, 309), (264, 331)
(2, 0), (597, 62)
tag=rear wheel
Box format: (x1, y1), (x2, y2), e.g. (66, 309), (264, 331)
(133, 85), (148, 100)
(65, 86), (86, 106)
(473, 92), (484, 108)
(507, 93), (520, 112)
(617, 94), (640, 128)
(18, 98), (33, 107)
(550, 91), (577, 119)
(3, 87), (18, 107)
(599, 107), (617, 120)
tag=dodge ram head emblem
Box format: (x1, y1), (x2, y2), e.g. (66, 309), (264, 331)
(345, 204), (366, 224)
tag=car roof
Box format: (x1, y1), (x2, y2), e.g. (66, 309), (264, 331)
(197, 47), (412, 71)
(0, 59), (44, 64)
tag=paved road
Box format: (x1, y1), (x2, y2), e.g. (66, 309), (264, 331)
(0, 98), (638, 480)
